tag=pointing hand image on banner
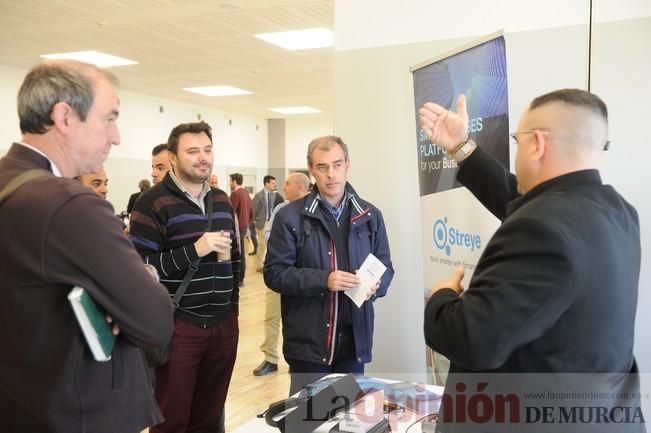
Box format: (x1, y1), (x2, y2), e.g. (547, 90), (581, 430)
(412, 35), (510, 196)
(410, 33), (509, 293)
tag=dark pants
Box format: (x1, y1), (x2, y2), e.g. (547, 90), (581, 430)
(285, 351), (363, 396)
(152, 313), (238, 433)
(239, 231), (246, 283)
(217, 412), (225, 433)
(248, 222), (258, 251)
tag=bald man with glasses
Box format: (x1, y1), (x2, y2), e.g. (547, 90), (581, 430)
(418, 89), (643, 432)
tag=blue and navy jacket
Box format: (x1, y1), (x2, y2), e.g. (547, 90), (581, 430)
(264, 183), (394, 365)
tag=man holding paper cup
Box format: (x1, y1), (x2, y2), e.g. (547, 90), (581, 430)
(129, 121), (239, 433)
(264, 135), (394, 395)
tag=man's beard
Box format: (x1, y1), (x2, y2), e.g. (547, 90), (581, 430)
(176, 163), (211, 184)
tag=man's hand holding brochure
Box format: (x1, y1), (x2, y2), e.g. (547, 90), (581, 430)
(345, 253), (387, 308)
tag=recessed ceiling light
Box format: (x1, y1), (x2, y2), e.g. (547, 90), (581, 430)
(183, 86), (253, 96)
(40, 50), (137, 67)
(255, 28), (333, 50)
(269, 106), (321, 115)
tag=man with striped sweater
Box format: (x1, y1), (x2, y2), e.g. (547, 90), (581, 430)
(129, 121), (239, 433)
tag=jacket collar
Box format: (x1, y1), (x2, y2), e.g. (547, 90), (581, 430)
(8, 142), (54, 174)
(303, 182), (369, 220)
(506, 169), (602, 216)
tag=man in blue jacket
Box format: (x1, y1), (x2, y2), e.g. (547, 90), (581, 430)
(264, 135), (394, 395)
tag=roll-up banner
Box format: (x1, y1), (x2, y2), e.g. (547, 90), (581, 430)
(410, 32), (510, 384)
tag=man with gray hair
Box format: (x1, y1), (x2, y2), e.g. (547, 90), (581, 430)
(253, 172), (310, 376)
(209, 174), (219, 189)
(0, 60), (173, 433)
(264, 136), (394, 394)
(419, 89), (642, 432)
(127, 178), (151, 214)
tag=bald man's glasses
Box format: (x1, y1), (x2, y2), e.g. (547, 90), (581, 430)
(509, 128), (550, 144)
(511, 129), (611, 151)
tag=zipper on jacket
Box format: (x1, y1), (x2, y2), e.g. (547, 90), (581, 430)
(326, 239), (338, 365)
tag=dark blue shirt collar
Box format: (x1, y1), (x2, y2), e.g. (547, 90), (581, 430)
(317, 190), (350, 221)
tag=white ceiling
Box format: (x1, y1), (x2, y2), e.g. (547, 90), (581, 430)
(0, 0), (334, 119)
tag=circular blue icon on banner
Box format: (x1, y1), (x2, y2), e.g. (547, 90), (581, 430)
(433, 217), (451, 256)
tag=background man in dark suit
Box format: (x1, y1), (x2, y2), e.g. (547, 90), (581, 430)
(252, 175), (283, 271)
(419, 89), (643, 432)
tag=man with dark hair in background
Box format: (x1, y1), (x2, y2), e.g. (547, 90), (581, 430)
(151, 143), (171, 185)
(78, 168), (109, 199)
(130, 121), (239, 433)
(252, 175), (283, 271)
(78, 168), (131, 232)
(0, 60), (173, 433)
(229, 172), (253, 284)
(264, 136), (394, 395)
(419, 89), (643, 432)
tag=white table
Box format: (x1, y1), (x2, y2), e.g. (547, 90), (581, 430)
(231, 376), (443, 433)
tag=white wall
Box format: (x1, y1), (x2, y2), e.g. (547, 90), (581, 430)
(285, 115), (334, 170)
(334, 0), (651, 383)
(0, 65), (24, 147)
(591, 15), (651, 375)
(0, 64), (268, 212)
(336, 0), (650, 51)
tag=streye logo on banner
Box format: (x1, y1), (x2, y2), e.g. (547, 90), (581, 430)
(433, 217), (482, 256)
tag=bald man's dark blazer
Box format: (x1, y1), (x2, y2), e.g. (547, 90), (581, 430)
(425, 147), (643, 432)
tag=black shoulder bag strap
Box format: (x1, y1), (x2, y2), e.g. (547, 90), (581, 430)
(172, 190), (214, 307)
(0, 169), (51, 206)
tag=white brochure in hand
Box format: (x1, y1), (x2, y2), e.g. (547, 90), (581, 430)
(346, 253), (387, 308)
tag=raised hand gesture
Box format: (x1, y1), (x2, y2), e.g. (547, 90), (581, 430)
(418, 94), (469, 151)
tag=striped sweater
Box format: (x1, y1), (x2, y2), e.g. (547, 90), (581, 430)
(129, 172), (240, 327)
